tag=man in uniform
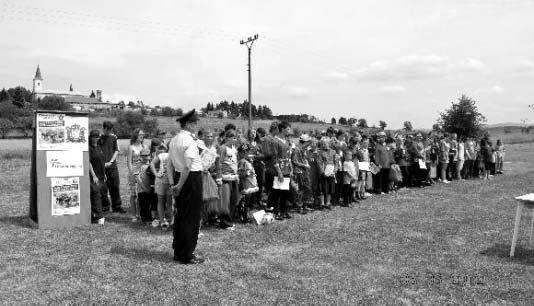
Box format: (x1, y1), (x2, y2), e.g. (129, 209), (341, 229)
(167, 109), (204, 264)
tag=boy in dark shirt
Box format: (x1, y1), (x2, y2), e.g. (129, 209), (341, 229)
(98, 121), (125, 213)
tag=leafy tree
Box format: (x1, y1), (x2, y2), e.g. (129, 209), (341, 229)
(357, 118), (368, 128)
(437, 95), (486, 138)
(432, 123), (441, 132)
(0, 88), (10, 102)
(0, 118), (14, 138)
(331, 117), (337, 125)
(379, 120), (387, 130)
(338, 117), (347, 125)
(403, 121), (413, 132)
(90, 90), (96, 98)
(347, 118), (357, 126)
(173, 108), (183, 117)
(143, 117), (159, 137)
(127, 101), (136, 108)
(39, 96), (72, 111)
(15, 116), (34, 137)
(115, 111), (145, 138)
(0, 101), (23, 120)
(161, 106), (174, 116)
(150, 108), (159, 116)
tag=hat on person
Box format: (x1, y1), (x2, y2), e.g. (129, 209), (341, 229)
(299, 134), (312, 142)
(176, 109), (199, 124)
(140, 148), (150, 156)
(377, 131), (386, 137)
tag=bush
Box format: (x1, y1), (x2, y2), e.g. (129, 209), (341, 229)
(39, 96), (73, 111)
(114, 111), (158, 138)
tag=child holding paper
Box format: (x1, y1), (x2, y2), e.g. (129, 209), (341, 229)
(357, 136), (371, 200)
(150, 144), (172, 229)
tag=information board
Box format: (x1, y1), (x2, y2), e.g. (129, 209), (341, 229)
(29, 110), (91, 229)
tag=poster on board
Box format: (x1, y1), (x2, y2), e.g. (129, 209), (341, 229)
(36, 113), (88, 151)
(46, 151), (84, 177)
(51, 177), (81, 216)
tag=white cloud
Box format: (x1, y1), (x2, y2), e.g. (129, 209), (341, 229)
(514, 59), (534, 75)
(285, 86), (310, 98)
(455, 58), (486, 71)
(322, 71), (349, 81)
(380, 85), (407, 95)
(353, 54), (450, 82)
(491, 85), (504, 94)
(353, 55), (486, 82)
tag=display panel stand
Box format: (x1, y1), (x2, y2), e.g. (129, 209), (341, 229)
(29, 110), (91, 229)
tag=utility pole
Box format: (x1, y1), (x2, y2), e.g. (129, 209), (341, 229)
(240, 34), (259, 131)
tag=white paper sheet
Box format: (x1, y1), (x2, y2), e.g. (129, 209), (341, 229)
(46, 151), (84, 177)
(358, 161), (370, 171)
(272, 177), (290, 190)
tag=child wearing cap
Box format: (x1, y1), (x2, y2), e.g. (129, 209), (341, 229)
(150, 144), (172, 228)
(136, 148), (157, 223)
(237, 143), (258, 223)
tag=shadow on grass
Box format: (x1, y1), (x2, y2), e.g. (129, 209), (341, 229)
(480, 243), (534, 266)
(0, 215), (34, 228)
(109, 245), (173, 263)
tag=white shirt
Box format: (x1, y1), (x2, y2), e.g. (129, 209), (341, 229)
(168, 130), (203, 172)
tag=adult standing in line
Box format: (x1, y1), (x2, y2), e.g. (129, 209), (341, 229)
(127, 128), (147, 222)
(373, 131), (389, 194)
(98, 121), (126, 213)
(167, 109), (204, 264)
(89, 130), (105, 225)
(248, 128), (265, 208)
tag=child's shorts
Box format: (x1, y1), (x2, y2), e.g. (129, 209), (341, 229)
(155, 179), (170, 196)
(359, 170), (369, 182)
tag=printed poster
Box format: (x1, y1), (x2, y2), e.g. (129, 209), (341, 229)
(51, 177), (81, 216)
(36, 113), (88, 151)
(46, 151), (84, 177)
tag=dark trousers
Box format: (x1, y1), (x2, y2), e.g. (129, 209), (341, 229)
(90, 180), (104, 220)
(374, 168), (390, 193)
(138, 192), (157, 222)
(343, 184), (354, 205)
(253, 162), (265, 206)
(266, 173), (289, 215)
(101, 166), (123, 210)
(399, 166), (411, 187)
(172, 171), (202, 261)
(463, 160), (474, 179)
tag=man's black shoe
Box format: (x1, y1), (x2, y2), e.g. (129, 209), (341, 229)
(174, 255), (205, 265)
(275, 214), (284, 221)
(113, 207), (127, 214)
(283, 213), (292, 219)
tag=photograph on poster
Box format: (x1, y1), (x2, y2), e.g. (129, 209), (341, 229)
(51, 177), (81, 216)
(37, 113), (88, 151)
(36, 113), (66, 150)
(46, 151), (84, 177)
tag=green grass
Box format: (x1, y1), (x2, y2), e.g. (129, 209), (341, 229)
(1, 141), (534, 303)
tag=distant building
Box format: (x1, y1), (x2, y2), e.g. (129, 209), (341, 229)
(32, 65), (116, 111)
(206, 109), (228, 118)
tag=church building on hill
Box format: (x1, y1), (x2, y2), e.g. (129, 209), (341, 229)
(32, 65), (116, 111)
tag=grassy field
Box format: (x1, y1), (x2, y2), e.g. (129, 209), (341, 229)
(1, 139), (534, 304)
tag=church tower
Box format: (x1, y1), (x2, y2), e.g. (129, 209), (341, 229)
(33, 65), (43, 93)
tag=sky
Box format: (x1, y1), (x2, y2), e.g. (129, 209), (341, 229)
(1, 0), (534, 128)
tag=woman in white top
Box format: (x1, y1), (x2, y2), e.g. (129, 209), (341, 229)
(127, 128), (147, 222)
